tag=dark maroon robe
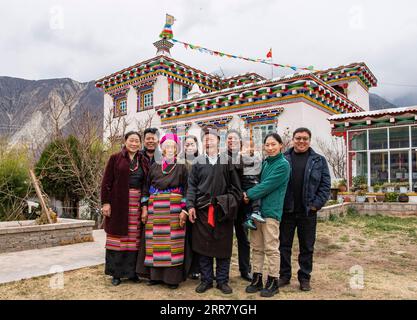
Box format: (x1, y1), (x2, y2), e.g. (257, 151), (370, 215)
(101, 147), (145, 236)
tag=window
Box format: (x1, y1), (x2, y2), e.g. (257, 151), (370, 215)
(348, 130), (367, 151)
(370, 152), (388, 185)
(252, 124), (276, 146)
(412, 126), (417, 148)
(413, 150), (417, 191)
(390, 151), (409, 183)
(389, 127), (409, 149)
(349, 152), (367, 184)
(114, 98), (127, 117)
(369, 128), (388, 150)
(139, 90), (153, 111)
(170, 82), (189, 101)
(143, 92), (153, 109)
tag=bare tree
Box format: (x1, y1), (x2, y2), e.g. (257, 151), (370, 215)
(47, 90), (78, 139)
(316, 136), (346, 179)
(135, 111), (155, 137)
(280, 126), (293, 152)
(103, 105), (129, 148)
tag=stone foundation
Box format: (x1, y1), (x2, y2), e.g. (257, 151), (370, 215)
(318, 202), (417, 221)
(0, 218), (95, 254)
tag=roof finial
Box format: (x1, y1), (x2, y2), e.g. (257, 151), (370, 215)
(154, 14), (175, 56)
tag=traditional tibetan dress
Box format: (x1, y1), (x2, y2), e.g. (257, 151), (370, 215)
(104, 152), (144, 279)
(136, 160), (188, 285)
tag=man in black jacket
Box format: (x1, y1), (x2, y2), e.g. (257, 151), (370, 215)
(187, 125), (242, 295)
(279, 127), (331, 291)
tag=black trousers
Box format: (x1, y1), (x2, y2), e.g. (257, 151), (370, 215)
(234, 203), (251, 275)
(279, 211), (317, 281)
(199, 255), (231, 285)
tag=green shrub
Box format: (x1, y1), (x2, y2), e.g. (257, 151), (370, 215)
(325, 200), (339, 207)
(0, 147), (31, 221)
(384, 192), (399, 202)
(347, 206), (359, 217)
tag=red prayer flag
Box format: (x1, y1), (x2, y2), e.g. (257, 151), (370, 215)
(208, 204), (215, 227)
(266, 48), (272, 59)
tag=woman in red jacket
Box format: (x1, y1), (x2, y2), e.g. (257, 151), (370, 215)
(101, 131), (145, 286)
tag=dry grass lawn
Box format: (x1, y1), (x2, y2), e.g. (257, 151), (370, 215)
(1, 212), (417, 300)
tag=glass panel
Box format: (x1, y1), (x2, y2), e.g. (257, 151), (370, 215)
(389, 127), (409, 149)
(412, 150), (417, 192)
(348, 130), (367, 151)
(117, 99), (127, 115)
(173, 83), (182, 101)
(219, 130), (227, 153)
(369, 128), (388, 150)
(348, 152), (367, 187)
(412, 126), (417, 148)
(144, 93), (153, 107)
(252, 124), (276, 146)
(370, 152), (388, 186)
(390, 151), (409, 184)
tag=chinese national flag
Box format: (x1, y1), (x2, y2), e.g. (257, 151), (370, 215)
(266, 48), (272, 59)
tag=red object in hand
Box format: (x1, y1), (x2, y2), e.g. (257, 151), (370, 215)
(208, 204), (215, 227)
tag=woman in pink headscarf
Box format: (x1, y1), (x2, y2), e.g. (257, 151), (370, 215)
(136, 133), (189, 289)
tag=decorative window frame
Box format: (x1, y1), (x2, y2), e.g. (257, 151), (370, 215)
(168, 79), (190, 102)
(114, 96), (127, 117)
(137, 87), (153, 112)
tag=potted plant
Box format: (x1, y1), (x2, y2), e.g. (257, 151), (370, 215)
(352, 175), (367, 192)
(338, 179), (347, 193)
(398, 193), (409, 203)
(397, 182), (409, 194)
(384, 192), (399, 203)
(355, 184), (367, 203)
(383, 182), (396, 193)
(331, 180), (340, 200)
(372, 184), (384, 202)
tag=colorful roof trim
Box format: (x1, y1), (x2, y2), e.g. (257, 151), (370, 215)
(221, 72), (267, 89)
(156, 73), (364, 122)
(239, 108), (284, 125)
(95, 55), (222, 93)
(329, 106), (417, 132)
(328, 106), (417, 121)
(315, 62), (377, 89)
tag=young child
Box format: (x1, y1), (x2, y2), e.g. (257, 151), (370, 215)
(240, 140), (265, 230)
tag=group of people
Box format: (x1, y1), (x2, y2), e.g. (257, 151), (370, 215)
(100, 125), (331, 297)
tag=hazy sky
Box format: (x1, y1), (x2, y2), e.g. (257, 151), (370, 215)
(1, 0), (417, 103)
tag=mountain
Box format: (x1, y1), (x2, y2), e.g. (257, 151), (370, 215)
(369, 93), (398, 110)
(0, 76), (103, 150)
(392, 92), (417, 107)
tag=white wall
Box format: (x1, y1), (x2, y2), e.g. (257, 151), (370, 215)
(102, 75), (170, 143)
(153, 75), (169, 107)
(276, 101), (334, 150)
(102, 93), (113, 143)
(346, 80), (369, 111)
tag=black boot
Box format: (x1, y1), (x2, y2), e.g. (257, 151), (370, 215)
(245, 272), (263, 293)
(260, 276), (279, 297)
(111, 277), (121, 286)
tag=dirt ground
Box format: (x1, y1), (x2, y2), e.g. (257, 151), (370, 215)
(1, 213), (416, 300)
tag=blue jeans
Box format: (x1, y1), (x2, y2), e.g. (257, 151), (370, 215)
(199, 255), (231, 285)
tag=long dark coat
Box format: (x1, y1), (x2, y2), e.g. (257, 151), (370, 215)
(186, 154), (242, 259)
(101, 147), (146, 236)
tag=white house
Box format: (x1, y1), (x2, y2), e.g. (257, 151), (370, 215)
(95, 38), (377, 153)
